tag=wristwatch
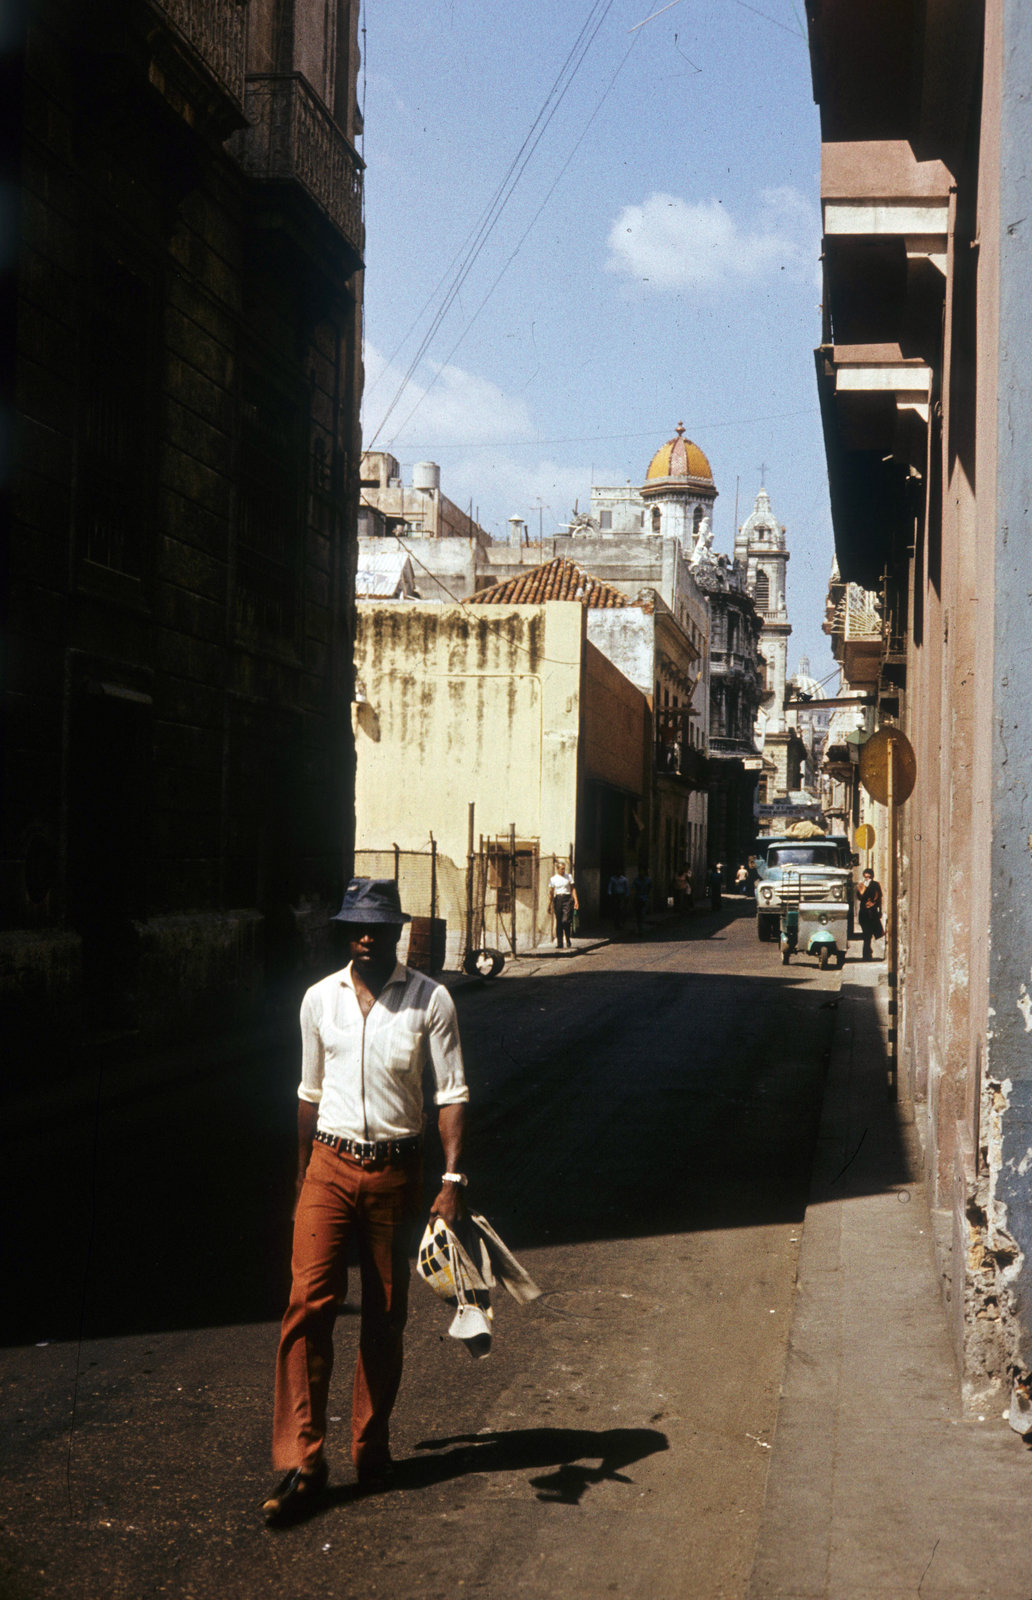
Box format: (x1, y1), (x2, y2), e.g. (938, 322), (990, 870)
(441, 1172), (468, 1186)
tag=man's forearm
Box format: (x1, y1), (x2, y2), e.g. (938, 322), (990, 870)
(438, 1102), (466, 1173)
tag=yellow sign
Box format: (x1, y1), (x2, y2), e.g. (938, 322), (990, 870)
(854, 823), (876, 851)
(859, 726), (917, 807)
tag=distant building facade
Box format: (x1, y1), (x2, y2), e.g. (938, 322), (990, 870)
(3, 0), (364, 1053)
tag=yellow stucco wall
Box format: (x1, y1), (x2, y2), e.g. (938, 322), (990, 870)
(354, 601), (586, 955)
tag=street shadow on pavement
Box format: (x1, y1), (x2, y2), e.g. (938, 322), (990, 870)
(308, 1426), (668, 1516)
(0, 909), (911, 1347)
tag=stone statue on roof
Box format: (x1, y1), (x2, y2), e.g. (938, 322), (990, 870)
(690, 514), (715, 566)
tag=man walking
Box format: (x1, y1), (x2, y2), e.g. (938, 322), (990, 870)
(857, 867), (884, 961)
(263, 878), (469, 1526)
(547, 859), (578, 949)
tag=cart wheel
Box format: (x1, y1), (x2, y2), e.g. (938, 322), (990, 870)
(782, 949), (790, 965)
(818, 946), (829, 971)
(837, 951), (846, 970)
(463, 947), (505, 978)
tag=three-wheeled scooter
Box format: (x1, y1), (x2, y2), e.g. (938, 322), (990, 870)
(778, 870), (847, 969)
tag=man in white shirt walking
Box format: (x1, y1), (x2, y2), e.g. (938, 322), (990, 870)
(547, 860), (578, 948)
(263, 878), (469, 1526)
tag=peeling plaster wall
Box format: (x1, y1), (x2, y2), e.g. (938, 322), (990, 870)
(983, 0), (1032, 1390)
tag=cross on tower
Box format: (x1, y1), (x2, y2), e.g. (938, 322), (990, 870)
(758, 461), (768, 487)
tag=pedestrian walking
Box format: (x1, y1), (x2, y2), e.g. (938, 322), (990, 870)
(608, 869), (629, 929)
(263, 878), (470, 1527)
(631, 867), (651, 934)
(707, 864), (722, 911)
(548, 860), (578, 949)
(673, 866), (689, 913)
(734, 863), (749, 895)
(857, 867), (884, 961)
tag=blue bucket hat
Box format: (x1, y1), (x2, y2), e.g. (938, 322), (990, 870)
(332, 877), (411, 925)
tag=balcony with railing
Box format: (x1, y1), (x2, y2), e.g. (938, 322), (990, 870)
(841, 583), (883, 687)
(229, 74), (364, 265)
(143, 0), (248, 130)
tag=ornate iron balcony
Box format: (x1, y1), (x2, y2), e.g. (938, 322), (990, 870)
(230, 73), (364, 261)
(147, 0), (247, 112)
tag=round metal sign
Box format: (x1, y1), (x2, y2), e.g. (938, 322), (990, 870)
(859, 726), (917, 807)
(854, 823), (876, 850)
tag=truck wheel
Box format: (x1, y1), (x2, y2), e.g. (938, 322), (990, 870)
(818, 946), (829, 971)
(782, 949), (790, 965)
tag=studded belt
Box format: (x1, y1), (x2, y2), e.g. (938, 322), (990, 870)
(314, 1129), (422, 1163)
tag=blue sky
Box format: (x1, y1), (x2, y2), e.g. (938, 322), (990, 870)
(359, 0), (835, 679)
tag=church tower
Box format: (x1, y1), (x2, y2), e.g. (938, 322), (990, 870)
(736, 486), (791, 736)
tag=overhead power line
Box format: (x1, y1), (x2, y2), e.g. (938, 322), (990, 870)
(385, 28), (642, 448)
(367, 0), (617, 449)
(379, 406), (821, 454)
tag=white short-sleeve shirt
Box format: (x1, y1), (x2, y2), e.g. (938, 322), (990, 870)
(549, 873), (574, 897)
(298, 962), (469, 1142)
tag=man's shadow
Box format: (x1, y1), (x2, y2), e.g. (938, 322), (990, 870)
(322, 1426), (667, 1511)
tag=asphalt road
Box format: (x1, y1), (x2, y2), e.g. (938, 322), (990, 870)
(0, 900), (843, 1600)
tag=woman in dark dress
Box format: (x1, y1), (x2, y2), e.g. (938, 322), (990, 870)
(857, 867), (884, 960)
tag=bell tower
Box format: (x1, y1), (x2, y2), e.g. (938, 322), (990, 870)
(736, 486), (790, 736)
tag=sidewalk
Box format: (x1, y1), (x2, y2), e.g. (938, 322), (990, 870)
(747, 960), (1032, 1599)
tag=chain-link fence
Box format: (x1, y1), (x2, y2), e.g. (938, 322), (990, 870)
(353, 842), (571, 969)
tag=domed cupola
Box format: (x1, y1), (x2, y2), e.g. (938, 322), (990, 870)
(639, 421), (718, 550)
(645, 422), (714, 488)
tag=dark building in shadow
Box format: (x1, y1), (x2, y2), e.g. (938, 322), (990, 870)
(2, 0), (364, 1055)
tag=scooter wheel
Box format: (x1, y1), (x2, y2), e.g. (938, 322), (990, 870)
(818, 946), (829, 971)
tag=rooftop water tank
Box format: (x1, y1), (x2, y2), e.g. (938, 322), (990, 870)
(412, 461), (440, 491)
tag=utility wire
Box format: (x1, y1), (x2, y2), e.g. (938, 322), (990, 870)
(386, 27), (641, 448)
(385, 406), (820, 454)
(365, 0), (613, 410)
(367, 0), (616, 447)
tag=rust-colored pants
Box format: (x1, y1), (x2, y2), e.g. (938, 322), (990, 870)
(272, 1140), (422, 1474)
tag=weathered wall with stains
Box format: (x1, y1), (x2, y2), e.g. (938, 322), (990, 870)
(353, 601), (588, 953)
(983, 0), (1032, 1389)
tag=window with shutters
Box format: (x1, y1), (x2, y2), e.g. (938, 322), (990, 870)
(754, 568), (770, 610)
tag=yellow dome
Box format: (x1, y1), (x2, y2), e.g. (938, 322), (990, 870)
(646, 422), (713, 483)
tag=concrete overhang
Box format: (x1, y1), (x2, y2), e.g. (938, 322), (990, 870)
(832, 344), (932, 423)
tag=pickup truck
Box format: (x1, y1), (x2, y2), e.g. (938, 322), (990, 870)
(754, 834), (856, 943)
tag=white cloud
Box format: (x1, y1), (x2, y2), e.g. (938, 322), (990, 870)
(605, 187), (818, 292)
(361, 345), (619, 541)
(363, 343), (534, 451)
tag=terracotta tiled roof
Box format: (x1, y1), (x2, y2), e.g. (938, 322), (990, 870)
(471, 556), (629, 609)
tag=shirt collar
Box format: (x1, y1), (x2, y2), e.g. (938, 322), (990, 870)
(340, 960), (408, 990)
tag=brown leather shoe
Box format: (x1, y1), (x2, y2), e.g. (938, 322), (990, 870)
(262, 1460), (328, 1526)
